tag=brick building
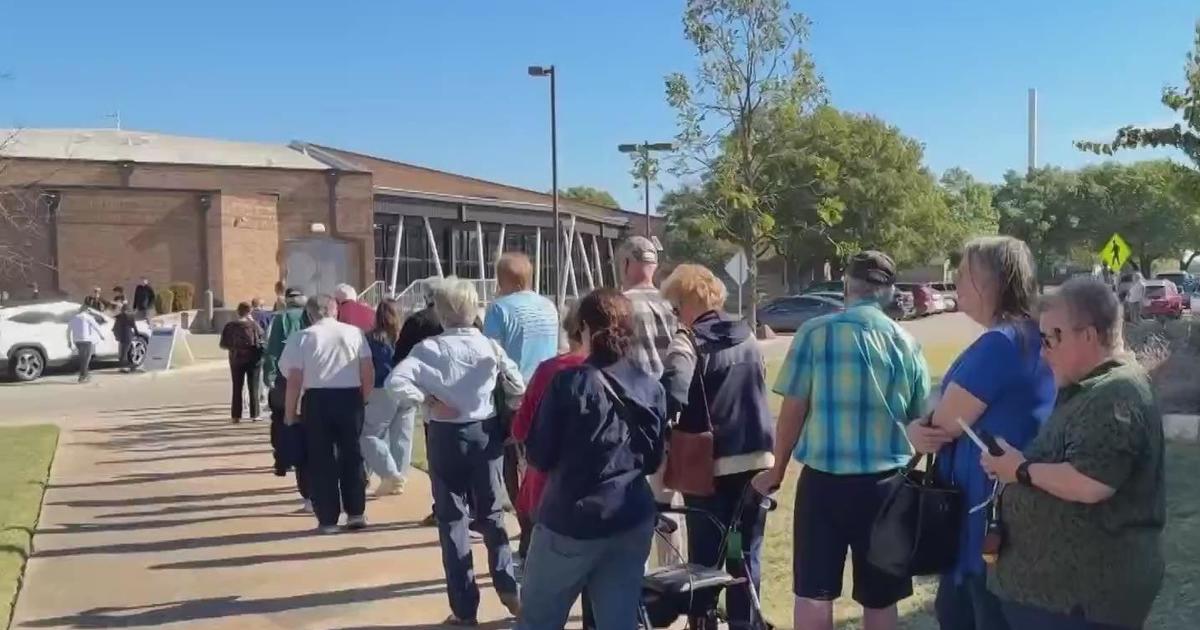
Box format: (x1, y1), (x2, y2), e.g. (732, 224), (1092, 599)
(0, 129), (660, 307)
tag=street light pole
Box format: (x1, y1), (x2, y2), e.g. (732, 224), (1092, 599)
(529, 65), (562, 310)
(618, 141), (675, 238)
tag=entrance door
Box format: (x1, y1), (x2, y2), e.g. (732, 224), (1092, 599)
(283, 237), (350, 299)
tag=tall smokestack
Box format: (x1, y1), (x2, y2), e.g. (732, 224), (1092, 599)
(1027, 88), (1038, 175)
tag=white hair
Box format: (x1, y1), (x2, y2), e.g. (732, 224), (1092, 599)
(431, 277), (479, 328)
(333, 283), (358, 302)
(845, 276), (895, 305)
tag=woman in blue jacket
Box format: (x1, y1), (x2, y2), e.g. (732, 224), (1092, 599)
(519, 288), (668, 630)
(907, 236), (1056, 630)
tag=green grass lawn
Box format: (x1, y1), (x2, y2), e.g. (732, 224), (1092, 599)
(0, 425), (59, 628)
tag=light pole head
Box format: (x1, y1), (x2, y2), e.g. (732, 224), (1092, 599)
(527, 66), (552, 77)
(646, 142), (676, 152)
(617, 143), (639, 153)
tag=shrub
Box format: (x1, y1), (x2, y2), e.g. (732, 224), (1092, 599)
(155, 289), (176, 314)
(169, 282), (195, 311)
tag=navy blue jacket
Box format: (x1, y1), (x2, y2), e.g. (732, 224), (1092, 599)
(662, 311), (774, 473)
(525, 357), (667, 540)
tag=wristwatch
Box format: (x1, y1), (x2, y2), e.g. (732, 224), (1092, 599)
(1016, 461), (1034, 487)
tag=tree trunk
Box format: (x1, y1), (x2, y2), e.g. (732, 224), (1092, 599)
(1182, 251), (1199, 273)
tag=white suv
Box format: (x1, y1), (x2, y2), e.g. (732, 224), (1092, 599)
(0, 300), (150, 382)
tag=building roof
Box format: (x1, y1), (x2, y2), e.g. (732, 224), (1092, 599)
(294, 142), (637, 224)
(0, 128), (336, 171)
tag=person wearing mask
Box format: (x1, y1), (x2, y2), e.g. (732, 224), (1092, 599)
(906, 237), (1055, 630)
(67, 305), (105, 383)
(982, 277), (1165, 630)
(333, 283), (376, 331)
(360, 299), (415, 497)
(752, 251), (930, 630)
(1124, 270), (1146, 324)
(386, 278), (524, 625)
(518, 288), (667, 630)
(220, 302), (266, 423)
(265, 288), (311, 508)
(113, 302), (139, 373)
(280, 295), (374, 534)
(483, 252), (560, 561)
(112, 286), (126, 307)
(661, 264), (775, 630)
(618, 235), (681, 567)
(83, 287), (106, 312)
(133, 277), (156, 320)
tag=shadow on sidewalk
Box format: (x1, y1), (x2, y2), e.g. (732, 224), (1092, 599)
(46, 486), (293, 509)
(23, 578), (475, 628)
(95, 447), (268, 465)
(151, 538), (441, 570)
(47, 465), (269, 489)
(93, 496), (301, 519)
(32, 522), (425, 558)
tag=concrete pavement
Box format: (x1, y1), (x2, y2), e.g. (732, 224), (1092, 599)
(10, 400), (526, 629)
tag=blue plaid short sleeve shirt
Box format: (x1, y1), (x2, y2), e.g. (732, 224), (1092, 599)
(773, 301), (931, 474)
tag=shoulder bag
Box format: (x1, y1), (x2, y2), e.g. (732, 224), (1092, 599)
(867, 452), (962, 577)
(662, 337), (716, 497)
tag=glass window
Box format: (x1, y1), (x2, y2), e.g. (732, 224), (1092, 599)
(8, 310), (55, 325)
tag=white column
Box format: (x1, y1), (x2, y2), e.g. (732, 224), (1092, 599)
(387, 218), (404, 296)
(496, 224), (507, 265)
(560, 215), (578, 299)
(591, 234), (604, 287)
(475, 221), (486, 280)
(423, 216), (443, 278)
(534, 226), (542, 294)
(577, 230), (595, 290)
(608, 238), (618, 286)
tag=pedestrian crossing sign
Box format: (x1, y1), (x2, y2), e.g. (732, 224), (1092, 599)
(1099, 233), (1132, 271)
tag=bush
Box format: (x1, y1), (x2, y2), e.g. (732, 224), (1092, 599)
(154, 289), (175, 314)
(168, 282), (195, 311)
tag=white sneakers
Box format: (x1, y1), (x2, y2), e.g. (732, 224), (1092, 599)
(374, 476), (405, 497)
(346, 514), (368, 531)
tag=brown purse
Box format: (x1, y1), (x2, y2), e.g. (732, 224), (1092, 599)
(663, 343), (716, 496)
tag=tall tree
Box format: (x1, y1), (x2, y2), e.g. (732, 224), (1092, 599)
(993, 167), (1085, 278)
(0, 130), (55, 290)
(940, 167), (998, 242)
(559, 186), (620, 208)
(1077, 160), (1200, 273)
(665, 0), (824, 330)
(658, 185), (737, 270)
(1076, 22), (1200, 168)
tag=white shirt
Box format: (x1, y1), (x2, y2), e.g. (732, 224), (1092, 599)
(67, 312), (105, 344)
(278, 317), (370, 390)
(385, 328), (525, 424)
(1127, 277), (1146, 303)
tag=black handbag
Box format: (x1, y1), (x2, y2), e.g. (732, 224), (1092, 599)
(867, 453), (962, 577)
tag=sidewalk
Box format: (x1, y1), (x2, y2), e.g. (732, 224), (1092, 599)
(10, 403), (523, 629)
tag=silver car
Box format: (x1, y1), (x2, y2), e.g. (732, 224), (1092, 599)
(756, 295), (843, 333)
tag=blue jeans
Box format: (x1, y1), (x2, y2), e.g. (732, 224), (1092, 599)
(684, 470), (767, 629)
(518, 519), (655, 630)
(935, 573), (1010, 630)
(360, 389), (416, 480)
(427, 418), (516, 622)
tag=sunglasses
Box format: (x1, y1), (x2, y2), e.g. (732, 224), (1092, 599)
(1039, 325), (1088, 349)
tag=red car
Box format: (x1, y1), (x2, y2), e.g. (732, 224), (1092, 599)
(896, 283), (936, 316)
(1143, 280), (1184, 319)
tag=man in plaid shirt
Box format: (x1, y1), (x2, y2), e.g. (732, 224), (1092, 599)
(618, 235), (680, 569)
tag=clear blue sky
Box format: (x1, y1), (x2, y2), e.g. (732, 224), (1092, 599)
(0, 1), (1195, 210)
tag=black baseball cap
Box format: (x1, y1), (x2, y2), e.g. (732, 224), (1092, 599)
(284, 287), (304, 298)
(847, 251), (897, 286)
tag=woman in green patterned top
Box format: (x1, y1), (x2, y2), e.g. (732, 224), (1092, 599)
(981, 276), (1164, 629)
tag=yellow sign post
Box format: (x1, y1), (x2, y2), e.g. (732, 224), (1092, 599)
(1099, 233), (1132, 271)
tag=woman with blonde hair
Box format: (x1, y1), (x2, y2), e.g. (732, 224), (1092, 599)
(660, 263), (775, 630)
(907, 236), (1056, 630)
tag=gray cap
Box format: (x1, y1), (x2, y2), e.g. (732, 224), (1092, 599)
(620, 236), (659, 264)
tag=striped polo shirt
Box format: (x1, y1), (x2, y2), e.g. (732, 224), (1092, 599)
(773, 300), (931, 474)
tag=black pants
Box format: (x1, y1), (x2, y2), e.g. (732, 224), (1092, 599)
(684, 470), (768, 627)
(268, 376), (309, 500)
(229, 360), (262, 419)
(75, 341), (94, 381)
(302, 387), (366, 527)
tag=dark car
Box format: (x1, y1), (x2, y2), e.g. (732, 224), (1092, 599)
(931, 282), (958, 311)
(757, 295), (842, 332)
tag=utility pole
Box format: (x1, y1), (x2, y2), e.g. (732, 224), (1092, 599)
(617, 141), (675, 237)
(1027, 88), (1038, 175)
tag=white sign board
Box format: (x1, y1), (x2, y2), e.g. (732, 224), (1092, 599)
(144, 326), (181, 372)
(725, 249), (749, 285)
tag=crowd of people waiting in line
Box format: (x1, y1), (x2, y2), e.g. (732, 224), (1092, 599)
(236, 234), (1165, 630)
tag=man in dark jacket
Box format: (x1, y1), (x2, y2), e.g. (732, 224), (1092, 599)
(133, 278), (156, 319)
(113, 303), (140, 373)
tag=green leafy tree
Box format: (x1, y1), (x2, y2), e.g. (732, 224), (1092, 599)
(559, 186), (620, 208)
(1077, 22), (1200, 167)
(993, 167), (1085, 278)
(940, 167), (998, 242)
(658, 185), (737, 270)
(665, 0), (825, 330)
(1077, 160), (1200, 272)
